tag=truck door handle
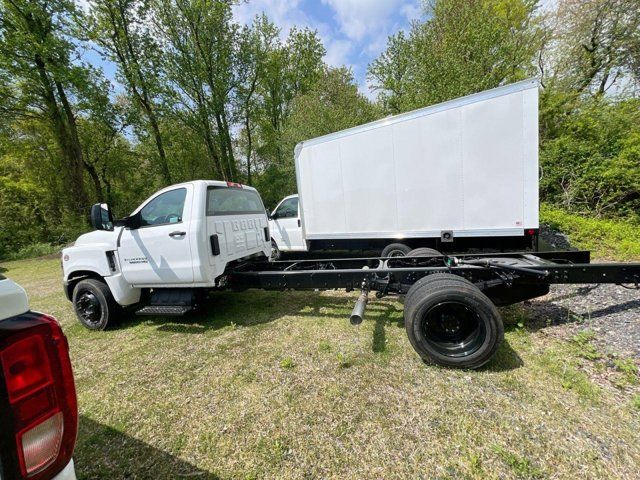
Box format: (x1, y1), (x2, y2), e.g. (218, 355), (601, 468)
(169, 231), (186, 237)
(297, 219), (301, 227)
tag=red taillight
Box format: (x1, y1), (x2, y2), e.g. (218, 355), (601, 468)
(1, 314), (77, 479)
(526, 229), (537, 236)
(226, 181), (243, 188)
(2, 336), (53, 404)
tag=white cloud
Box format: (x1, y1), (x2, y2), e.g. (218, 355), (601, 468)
(324, 38), (352, 67)
(233, 0), (307, 35)
(321, 0), (421, 41)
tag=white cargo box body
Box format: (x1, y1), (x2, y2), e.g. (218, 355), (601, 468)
(294, 79), (539, 241)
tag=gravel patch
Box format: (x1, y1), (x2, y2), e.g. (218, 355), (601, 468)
(525, 283), (640, 359)
(522, 224), (640, 359)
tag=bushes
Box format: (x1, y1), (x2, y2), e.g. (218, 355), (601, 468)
(541, 204), (640, 261)
(540, 97), (640, 222)
(0, 243), (62, 262)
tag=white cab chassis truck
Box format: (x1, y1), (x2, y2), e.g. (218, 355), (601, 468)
(62, 180), (271, 320)
(270, 79), (540, 258)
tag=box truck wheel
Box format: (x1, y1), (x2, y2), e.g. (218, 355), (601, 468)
(407, 247), (441, 257)
(72, 278), (121, 330)
(381, 243), (411, 257)
(403, 273), (504, 369)
(270, 240), (281, 261)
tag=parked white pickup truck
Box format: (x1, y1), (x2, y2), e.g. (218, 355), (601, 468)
(62, 180), (271, 329)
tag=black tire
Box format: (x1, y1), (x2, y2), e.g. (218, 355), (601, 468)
(407, 247), (441, 257)
(72, 278), (121, 330)
(270, 240), (281, 261)
(403, 273), (503, 369)
(381, 243), (412, 257)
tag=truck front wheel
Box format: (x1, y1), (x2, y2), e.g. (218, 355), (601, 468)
(403, 273), (504, 369)
(72, 278), (121, 330)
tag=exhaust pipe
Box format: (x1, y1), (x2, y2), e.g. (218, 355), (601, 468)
(350, 291), (369, 325)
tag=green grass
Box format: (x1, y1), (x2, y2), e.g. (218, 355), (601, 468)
(2, 257), (640, 479)
(0, 242), (62, 261)
(541, 204), (640, 260)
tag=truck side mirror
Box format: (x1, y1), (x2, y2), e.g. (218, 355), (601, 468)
(114, 212), (141, 230)
(90, 203), (114, 231)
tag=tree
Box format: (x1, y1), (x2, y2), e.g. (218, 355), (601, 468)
(88, 0), (172, 184)
(155, 0), (239, 181)
(548, 0), (640, 95)
(0, 0), (92, 214)
(369, 0), (543, 113)
(256, 26), (325, 165)
(256, 67), (380, 207)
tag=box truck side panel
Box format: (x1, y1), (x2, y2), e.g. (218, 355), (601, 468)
(297, 142), (346, 236)
(393, 107), (464, 231)
(296, 79), (539, 241)
(461, 91), (524, 230)
(339, 127), (397, 234)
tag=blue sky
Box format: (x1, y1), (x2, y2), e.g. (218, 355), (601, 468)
(82, 0), (425, 100)
(233, 0), (424, 98)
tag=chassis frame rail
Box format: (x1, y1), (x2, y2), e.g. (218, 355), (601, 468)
(229, 251), (640, 295)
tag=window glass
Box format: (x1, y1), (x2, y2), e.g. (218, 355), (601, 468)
(274, 197), (298, 219)
(140, 188), (187, 226)
(207, 187), (265, 216)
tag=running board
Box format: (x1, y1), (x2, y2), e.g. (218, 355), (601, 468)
(135, 305), (193, 316)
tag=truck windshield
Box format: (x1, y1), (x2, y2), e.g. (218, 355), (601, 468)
(206, 186), (265, 216)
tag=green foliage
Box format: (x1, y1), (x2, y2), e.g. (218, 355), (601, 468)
(540, 97), (640, 220)
(570, 330), (602, 361)
(493, 446), (544, 479)
(541, 204), (640, 260)
(369, 0), (542, 113)
(613, 358), (639, 387)
(1, 243), (61, 262)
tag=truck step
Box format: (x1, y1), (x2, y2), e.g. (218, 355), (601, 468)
(135, 305), (193, 316)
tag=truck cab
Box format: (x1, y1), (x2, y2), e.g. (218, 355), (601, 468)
(268, 194), (307, 257)
(62, 180), (271, 329)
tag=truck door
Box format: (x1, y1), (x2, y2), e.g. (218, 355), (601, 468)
(118, 186), (194, 285)
(269, 196), (305, 251)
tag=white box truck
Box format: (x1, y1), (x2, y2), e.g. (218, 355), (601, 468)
(269, 79), (539, 258)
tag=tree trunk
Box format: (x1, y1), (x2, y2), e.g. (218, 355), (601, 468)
(34, 54), (89, 215)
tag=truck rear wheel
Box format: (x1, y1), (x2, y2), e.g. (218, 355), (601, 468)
(381, 243), (411, 257)
(404, 273), (503, 369)
(72, 278), (121, 330)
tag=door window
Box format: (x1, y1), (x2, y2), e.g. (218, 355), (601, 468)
(274, 197), (298, 219)
(140, 188), (187, 227)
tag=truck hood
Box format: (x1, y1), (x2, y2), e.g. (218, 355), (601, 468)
(71, 228), (121, 249)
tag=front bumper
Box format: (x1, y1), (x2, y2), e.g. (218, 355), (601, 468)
(63, 280), (72, 301)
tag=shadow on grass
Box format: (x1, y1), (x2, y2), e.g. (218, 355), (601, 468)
(118, 290), (405, 338)
(509, 285), (640, 333)
(75, 416), (218, 479)
(484, 338), (524, 372)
